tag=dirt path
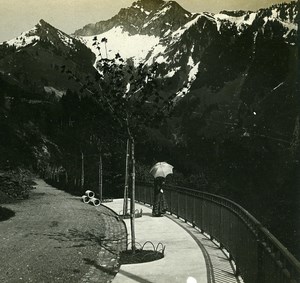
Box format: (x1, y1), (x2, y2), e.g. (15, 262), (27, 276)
(0, 179), (127, 283)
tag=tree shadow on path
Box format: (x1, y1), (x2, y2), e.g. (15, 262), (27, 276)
(83, 258), (118, 276)
(32, 228), (126, 252)
(31, 228), (105, 247)
(0, 207), (15, 221)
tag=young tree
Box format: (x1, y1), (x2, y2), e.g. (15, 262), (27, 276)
(61, 39), (173, 252)
(95, 56), (172, 251)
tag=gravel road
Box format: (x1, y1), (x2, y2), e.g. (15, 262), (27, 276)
(0, 179), (127, 283)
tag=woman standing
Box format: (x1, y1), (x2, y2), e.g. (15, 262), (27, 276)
(152, 177), (168, 217)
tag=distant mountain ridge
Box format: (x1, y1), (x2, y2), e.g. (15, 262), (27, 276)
(74, 0), (297, 43)
(0, 0), (297, 101)
(0, 19), (96, 97)
(73, 0), (297, 87)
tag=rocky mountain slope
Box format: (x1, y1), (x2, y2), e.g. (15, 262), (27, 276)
(73, 0), (298, 144)
(74, 0), (297, 100)
(74, 0), (192, 37)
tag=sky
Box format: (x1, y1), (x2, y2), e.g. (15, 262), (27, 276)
(0, 0), (292, 43)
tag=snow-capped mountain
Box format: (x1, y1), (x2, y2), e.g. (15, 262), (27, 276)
(73, 0), (297, 101)
(74, 0), (299, 147)
(74, 0), (193, 37)
(6, 20), (77, 50)
(0, 0), (297, 104)
(74, 0), (194, 65)
(0, 20), (96, 96)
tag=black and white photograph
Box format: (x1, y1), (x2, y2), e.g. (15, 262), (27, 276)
(0, 0), (299, 282)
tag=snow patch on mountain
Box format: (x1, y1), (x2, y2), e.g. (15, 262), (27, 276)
(6, 27), (40, 49)
(268, 15), (297, 32)
(165, 66), (181, 78)
(187, 48), (195, 67)
(261, 9), (297, 45)
(215, 12), (257, 33)
(44, 86), (66, 98)
(281, 20), (298, 33)
(171, 14), (203, 41)
(145, 5), (172, 27)
(57, 30), (74, 48)
(156, 55), (168, 64)
(145, 43), (168, 65)
(80, 26), (160, 65)
(132, 3), (151, 15)
(176, 62), (200, 98)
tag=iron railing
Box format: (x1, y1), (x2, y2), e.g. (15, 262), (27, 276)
(136, 182), (300, 283)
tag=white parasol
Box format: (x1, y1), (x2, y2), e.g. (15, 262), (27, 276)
(150, 162), (174, 178)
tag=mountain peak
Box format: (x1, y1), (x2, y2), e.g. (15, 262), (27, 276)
(74, 0), (167, 36)
(38, 19), (48, 25)
(5, 18), (80, 51)
(37, 19), (59, 31)
(132, 0), (164, 10)
(74, 0), (192, 37)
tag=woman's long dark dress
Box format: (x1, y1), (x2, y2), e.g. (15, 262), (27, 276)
(152, 178), (168, 216)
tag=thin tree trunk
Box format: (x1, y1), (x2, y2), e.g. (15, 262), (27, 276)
(99, 152), (103, 201)
(56, 168), (59, 183)
(52, 167), (55, 182)
(125, 116), (136, 252)
(65, 171), (68, 184)
(130, 138), (136, 252)
(123, 139), (130, 216)
(290, 115), (300, 154)
(81, 152), (84, 189)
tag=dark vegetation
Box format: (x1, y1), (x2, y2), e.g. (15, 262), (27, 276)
(0, 57), (299, 258)
(0, 168), (35, 221)
(0, 169), (35, 202)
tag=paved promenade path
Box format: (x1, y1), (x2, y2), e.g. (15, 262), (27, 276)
(0, 179), (126, 283)
(104, 199), (242, 283)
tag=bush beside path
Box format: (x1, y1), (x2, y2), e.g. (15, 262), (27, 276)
(0, 179), (126, 283)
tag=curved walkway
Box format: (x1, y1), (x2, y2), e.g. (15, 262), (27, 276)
(0, 180), (242, 283)
(0, 179), (126, 283)
(104, 199), (242, 283)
